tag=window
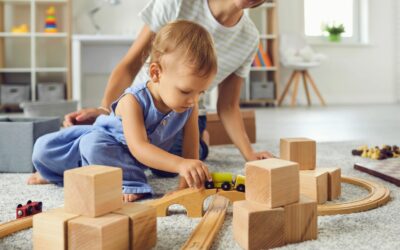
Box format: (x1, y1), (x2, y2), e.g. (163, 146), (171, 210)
(304, 0), (368, 43)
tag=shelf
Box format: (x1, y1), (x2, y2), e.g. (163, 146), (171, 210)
(0, 0), (30, 3)
(260, 2), (276, 8)
(250, 67), (277, 72)
(0, 32), (31, 37)
(0, 68), (31, 73)
(35, 67), (67, 72)
(34, 0), (68, 3)
(260, 34), (277, 39)
(34, 33), (68, 38)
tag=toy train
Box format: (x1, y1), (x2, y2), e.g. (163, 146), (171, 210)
(16, 200), (42, 219)
(205, 172), (246, 192)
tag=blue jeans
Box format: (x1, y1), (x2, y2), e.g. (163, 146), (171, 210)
(150, 115), (208, 177)
(32, 126), (153, 195)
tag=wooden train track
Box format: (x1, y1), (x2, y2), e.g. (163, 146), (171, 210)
(0, 216), (32, 239)
(181, 195), (229, 250)
(0, 176), (391, 239)
(318, 176), (391, 215)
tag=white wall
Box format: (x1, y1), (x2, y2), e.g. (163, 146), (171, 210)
(278, 0), (398, 104)
(71, 0), (399, 105)
(72, 0), (147, 35)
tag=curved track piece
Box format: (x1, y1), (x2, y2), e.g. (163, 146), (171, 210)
(181, 195), (229, 250)
(217, 190), (245, 203)
(0, 216), (32, 239)
(147, 188), (217, 217)
(318, 176), (391, 216)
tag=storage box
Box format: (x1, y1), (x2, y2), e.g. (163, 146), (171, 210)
(1, 84), (30, 105)
(20, 100), (78, 124)
(0, 117), (60, 173)
(38, 82), (65, 101)
(251, 81), (275, 100)
(206, 110), (256, 146)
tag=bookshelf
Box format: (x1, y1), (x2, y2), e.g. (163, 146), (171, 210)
(241, 1), (280, 106)
(0, 0), (71, 112)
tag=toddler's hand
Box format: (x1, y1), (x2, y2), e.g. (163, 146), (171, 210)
(177, 159), (211, 189)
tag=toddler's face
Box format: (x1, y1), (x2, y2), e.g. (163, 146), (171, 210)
(155, 52), (215, 113)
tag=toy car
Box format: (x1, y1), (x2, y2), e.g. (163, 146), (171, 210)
(16, 200), (42, 219)
(205, 172), (246, 192)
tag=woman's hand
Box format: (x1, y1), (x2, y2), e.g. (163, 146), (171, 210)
(247, 151), (275, 161)
(63, 108), (109, 127)
(177, 159), (211, 189)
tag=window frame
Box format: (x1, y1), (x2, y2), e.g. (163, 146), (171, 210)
(303, 0), (369, 45)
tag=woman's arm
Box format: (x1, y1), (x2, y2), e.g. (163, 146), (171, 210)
(217, 73), (273, 161)
(101, 25), (154, 109)
(116, 94), (210, 188)
(63, 25), (154, 127)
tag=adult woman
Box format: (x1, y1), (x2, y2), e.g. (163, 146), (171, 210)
(64, 0), (273, 163)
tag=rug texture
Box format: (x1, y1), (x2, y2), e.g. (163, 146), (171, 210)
(0, 141), (399, 250)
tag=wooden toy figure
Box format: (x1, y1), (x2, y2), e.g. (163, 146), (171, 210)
(44, 6), (57, 33)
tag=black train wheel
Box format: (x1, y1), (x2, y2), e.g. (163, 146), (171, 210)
(221, 182), (231, 191)
(236, 184), (245, 192)
(205, 181), (215, 189)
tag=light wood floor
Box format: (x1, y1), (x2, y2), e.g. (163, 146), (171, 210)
(254, 104), (400, 145)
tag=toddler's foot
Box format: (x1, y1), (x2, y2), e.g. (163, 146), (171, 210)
(27, 172), (50, 185)
(123, 193), (144, 202)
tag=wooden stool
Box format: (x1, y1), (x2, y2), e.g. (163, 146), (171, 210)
(278, 70), (326, 107)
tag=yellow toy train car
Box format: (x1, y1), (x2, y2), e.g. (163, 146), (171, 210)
(204, 172), (245, 192)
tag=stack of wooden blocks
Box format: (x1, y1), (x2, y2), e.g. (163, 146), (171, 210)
(32, 165), (157, 250)
(232, 158), (318, 249)
(280, 138), (342, 204)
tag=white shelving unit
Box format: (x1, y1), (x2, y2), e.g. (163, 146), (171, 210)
(241, 0), (280, 106)
(0, 0), (71, 110)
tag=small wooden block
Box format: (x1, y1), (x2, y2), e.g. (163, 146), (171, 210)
(319, 167), (341, 200)
(68, 213), (129, 250)
(33, 208), (78, 250)
(64, 165), (123, 217)
(233, 200), (285, 250)
(299, 170), (328, 204)
(284, 195), (318, 244)
(245, 158), (299, 208)
(280, 138), (316, 170)
(113, 203), (157, 250)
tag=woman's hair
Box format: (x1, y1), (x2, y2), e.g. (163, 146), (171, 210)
(149, 20), (217, 78)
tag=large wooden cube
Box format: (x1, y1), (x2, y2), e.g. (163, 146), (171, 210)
(280, 138), (316, 170)
(64, 165), (123, 217)
(284, 195), (318, 243)
(300, 169), (328, 204)
(320, 167), (342, 200)
(233, 200), (285, 250)
(33, 208), (78, 250)
(113, 203), (157, 250)
(68, 213), (129, 250)
(245, 158), (299, 208)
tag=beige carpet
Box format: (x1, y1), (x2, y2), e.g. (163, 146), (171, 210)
(0, 141), (399, 249)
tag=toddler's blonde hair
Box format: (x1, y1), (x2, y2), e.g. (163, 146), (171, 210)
(149, 20), (217, 78)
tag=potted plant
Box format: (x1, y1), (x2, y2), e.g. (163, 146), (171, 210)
(323, 23), (345, 42)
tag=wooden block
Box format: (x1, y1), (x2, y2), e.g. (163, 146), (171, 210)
(319, 167), (341, 200)
(245, 158), (299, 208)
(33, 208), (78, 250)
(206, 110), (255, 145)
(280, 138), (316, 170)
(113, 203), (157, 250)
(284, 195), (318, 244)
(64, 165), (123, 217)
(68, 213), (129, 250)
(299, 170), (328, 204)
(233, 200), (285, 250)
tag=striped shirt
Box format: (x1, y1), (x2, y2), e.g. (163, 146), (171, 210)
(134, 0), (260, 90)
